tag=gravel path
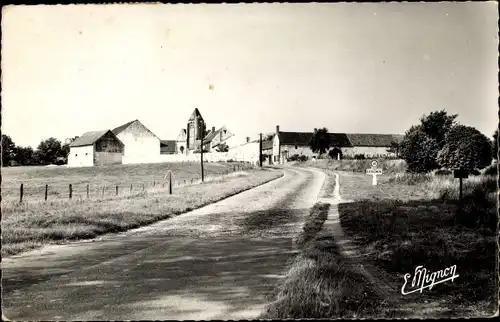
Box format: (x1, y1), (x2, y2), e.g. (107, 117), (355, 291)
(2, 166), (325, 320)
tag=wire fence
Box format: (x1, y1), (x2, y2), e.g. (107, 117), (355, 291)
(2, 162), (257, 204)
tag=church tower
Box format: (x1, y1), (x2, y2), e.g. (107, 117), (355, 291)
(186, 108), (205, 151)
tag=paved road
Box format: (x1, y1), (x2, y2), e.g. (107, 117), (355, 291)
(2, 166), (325, 320)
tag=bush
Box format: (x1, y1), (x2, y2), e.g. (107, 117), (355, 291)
(437, 125), (492, 171)
(298, 155), (308, 162)
(353, 154), (365, 160)
(400, 127), (440, 173)
(483, 163), (498, 176)
(288, 154), (300, 162)
(434, 169), (452, 176)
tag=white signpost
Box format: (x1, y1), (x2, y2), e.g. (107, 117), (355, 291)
(366, 160), (382, 186)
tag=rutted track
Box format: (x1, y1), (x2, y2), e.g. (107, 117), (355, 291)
(2, 166), (325, 320)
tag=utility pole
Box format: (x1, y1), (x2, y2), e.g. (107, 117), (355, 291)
(259, 133), (263, 168)
(201, 124), (205, 182)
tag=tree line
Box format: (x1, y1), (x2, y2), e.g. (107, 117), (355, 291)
(1, 135), (72, 166)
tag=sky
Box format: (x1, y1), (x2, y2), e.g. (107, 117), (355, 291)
(2, 2), (498, 148)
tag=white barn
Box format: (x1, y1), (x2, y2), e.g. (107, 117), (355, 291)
(112, 120), (160, 164)
(68, 130), (124, 167)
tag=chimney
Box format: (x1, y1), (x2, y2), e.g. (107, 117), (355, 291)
(212, 126), (215, 133)
(246, 137), (250, 143)
(276, 125), (280, 133)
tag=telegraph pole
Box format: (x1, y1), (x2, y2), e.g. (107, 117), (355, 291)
(200, 124), (205, 182)
(259, 133), (263, 168)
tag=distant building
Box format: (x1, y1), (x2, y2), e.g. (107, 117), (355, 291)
(68, 130), (124, 167)
(272, 125), (404, 164)
(203, 125), (234, 152)
(112, 120), (160, 164)
(160, 140), (177, 154)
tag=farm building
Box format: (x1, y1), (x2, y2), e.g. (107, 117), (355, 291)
(112, 120), (160, 164)
(160, 140), (176, 155)
(203, 125), (234, 152)
(68, 130), (124, 167)
(272, 125), (404, 164)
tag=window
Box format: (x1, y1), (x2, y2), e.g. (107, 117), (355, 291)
(295, 145), (298, 149)
(85, 153), (88, 156)
(75, 154), (78, 157)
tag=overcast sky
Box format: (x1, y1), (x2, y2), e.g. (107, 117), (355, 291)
(2, 2), (498, 148)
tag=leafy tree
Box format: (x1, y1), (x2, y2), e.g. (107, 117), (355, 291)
(492, 129), (498, 160)
(1, 134), (16, 166)
(13, 146), (34, 165)
(400, 126), (440, 173)
(309, 128), (331, 156)
(419, 110), (458, 149)
(386, 141), (401, 157)
(437, 125), (492, 170)
(263, 133), (274, 141)
(36, 137), (63, 165)
(215, 142), (229, 152)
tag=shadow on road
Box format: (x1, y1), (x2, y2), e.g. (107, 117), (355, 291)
(3, 207), (311, 320)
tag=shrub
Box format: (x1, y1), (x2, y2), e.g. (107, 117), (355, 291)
(434, 169), (452, 176)
(400, 127), (440, 173)
(437, 125), (492, 171)
(388, 172), (433, 185)
(353, 154), (365, 160)
(483, 163), (498, 176)
(298, 155), (308, 162)
(288, 154), (300, 162)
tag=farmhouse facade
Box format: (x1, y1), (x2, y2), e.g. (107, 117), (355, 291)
(68, 130), (124, 167)
(272, 125), (403, 164)
(112, 120), (160, 164)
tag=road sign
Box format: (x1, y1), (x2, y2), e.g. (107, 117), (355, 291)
(366, 168), (383, 175)
(366, 162), (382, 186)
(453, 169), (469, 179)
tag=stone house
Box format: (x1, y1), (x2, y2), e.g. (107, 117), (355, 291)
(272, 125), (404, 164)
(68, 130), (124, 167)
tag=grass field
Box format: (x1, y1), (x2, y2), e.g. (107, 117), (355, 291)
(300, 159), (407, 175)
(1, 162), (252, 202)
(2, 164), (282, 257)
(336, 170), (498, 317)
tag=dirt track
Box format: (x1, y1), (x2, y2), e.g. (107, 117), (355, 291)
(2, 166), (325, 320)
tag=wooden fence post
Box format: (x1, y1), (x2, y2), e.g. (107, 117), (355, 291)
(153, 181), (155, 187)
(130, 184), (132, 193)
(116, 185), (119, 196)
(169, 171), (172, 195)
(69, 184), (73, 199)
(142, 183), (145, 191)
(102, 186), (105, 198)
(45, 184), (48, 201)
(86, 184), (89, 199)
(19, 183), (24, 203)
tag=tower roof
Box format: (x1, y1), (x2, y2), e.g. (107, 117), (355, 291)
(188, 108), (203, 121)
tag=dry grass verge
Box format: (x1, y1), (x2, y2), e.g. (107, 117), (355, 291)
(2, 169), (283, 257)
(337, 172), (498, 317)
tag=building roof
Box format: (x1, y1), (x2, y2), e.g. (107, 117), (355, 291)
(69, 130), (122, 147)
(278, 131), (352, 147)
(112, 120), (137, 135)
(262, 140), (274, 150)
(160, 140), (177, 154)
(188, 108), (203, 121)
(346, 134), (402, 147)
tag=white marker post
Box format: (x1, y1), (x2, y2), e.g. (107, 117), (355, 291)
(366, 160), (383, 186)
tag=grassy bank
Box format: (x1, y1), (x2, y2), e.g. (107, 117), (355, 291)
(262, 175), (385, 319)
(337, 171), (498, 317)
(2, 168), (283, 257)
